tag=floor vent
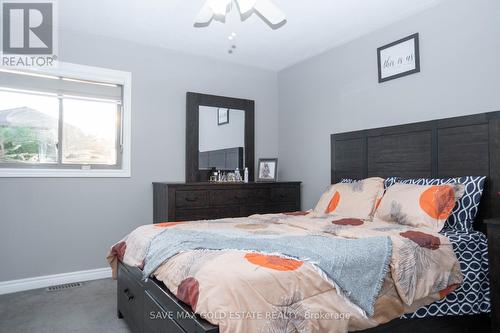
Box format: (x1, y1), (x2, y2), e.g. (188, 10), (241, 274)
(46, 282), (83, 292)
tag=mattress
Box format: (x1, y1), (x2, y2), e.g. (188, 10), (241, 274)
(403, 229), (490, 318)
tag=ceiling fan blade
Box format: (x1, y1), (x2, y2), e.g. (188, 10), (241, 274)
(194, 1), (215, 24)
(253, 0), (286, 25)
(209, 0), (231, 16)
(236, 0), (257, 15)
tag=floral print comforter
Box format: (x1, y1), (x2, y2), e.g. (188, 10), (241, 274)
(108, 212), (462, 333)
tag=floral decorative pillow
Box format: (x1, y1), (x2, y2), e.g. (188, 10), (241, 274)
(313, 177), (385, 220)
(384, 176), (486, 231)
(342, 178), (386, 212)
(375, 183), (465, 231)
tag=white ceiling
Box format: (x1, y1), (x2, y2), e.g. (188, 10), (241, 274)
(59, 0), (443, 71)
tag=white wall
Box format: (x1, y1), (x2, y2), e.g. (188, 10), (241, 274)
(199, 106), (245, 152)
(278, 0), (500, 210)
(0, 30), (279, 281)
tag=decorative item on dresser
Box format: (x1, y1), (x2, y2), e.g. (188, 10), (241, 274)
(153, 182), (301, 223)
(486, 219), (500, 333)
(257, 158), (278, 182)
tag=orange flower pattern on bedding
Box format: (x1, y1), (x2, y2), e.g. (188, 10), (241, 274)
(154, 222), (187, 228)
(439, 283), (459, 299)
(419, 185), (456, 220)
(245, 253), (303, 271)
(284, 211), (309, 216)
(326, 191), (341, 213)
(332, 218), (364, 226)
(111, 241), (127, 261)
(177, 277), (200, 310)
(400, 230), (441, 250)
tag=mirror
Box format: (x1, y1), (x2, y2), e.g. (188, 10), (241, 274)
(198, 106), (245, 170)
(186, 92), (255, 183)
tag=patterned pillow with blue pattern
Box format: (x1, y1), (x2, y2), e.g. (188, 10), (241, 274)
(384, 177), (399, 189)
(384, 176), (486, 231)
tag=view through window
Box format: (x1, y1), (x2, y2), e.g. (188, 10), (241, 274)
(0, 69), (123, 169)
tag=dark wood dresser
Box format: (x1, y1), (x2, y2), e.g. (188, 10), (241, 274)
(153, 182), (301, 223)
(486, 219), (500, 333)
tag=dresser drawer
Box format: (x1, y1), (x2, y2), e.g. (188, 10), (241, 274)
(176, 206), (241, 221)
(209, 188), (271, 206)
(271, 187), (299, 203)
(175, 191), (209, 209)
(118, 264), (144, 333)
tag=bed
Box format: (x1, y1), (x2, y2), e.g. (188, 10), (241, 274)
(110, 110), (500, 333)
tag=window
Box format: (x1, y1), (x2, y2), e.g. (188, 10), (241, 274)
(0, 63), (131, 177)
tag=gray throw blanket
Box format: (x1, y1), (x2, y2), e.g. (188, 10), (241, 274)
(143, 229), (392, 316)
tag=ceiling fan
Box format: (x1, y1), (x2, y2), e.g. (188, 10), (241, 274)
(195, 0), (287, 28)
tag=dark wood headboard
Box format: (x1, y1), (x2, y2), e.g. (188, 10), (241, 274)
(330, 111), (500, 231)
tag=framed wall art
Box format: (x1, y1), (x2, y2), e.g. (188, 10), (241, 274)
(377, 33), (420, 83)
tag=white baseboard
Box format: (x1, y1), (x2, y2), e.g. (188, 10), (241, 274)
(0, 267), (112, 295)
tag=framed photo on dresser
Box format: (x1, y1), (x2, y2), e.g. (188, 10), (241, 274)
(257, 158), (278, 182)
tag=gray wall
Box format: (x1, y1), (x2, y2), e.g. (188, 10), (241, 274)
(278, 0), (500, 210)
(0, 31), (279, 281)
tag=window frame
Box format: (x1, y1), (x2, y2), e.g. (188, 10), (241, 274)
(0, 62), (132, 178)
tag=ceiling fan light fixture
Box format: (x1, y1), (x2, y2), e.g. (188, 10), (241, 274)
(194, 0), (286, 28)
(236, 0), (257, 15)
(194, 3), (215, 25)
(253, 0), (286, 25)
(210, 0), (231, 16)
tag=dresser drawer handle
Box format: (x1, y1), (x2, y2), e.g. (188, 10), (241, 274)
(123, 288), (135, 301)
(185, 197), (198, 202)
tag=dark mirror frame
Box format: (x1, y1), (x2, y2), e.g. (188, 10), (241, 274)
(186, 92), (255, 183)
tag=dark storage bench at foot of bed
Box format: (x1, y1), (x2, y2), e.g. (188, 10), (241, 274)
(117, 262), (218, 333)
